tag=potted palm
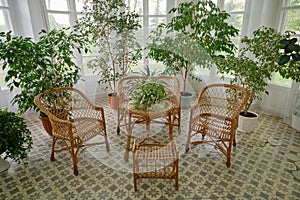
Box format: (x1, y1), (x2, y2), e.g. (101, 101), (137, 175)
(216, 27), (288, 132)
(0, 109), (32, 172)
(147, 0), (238, 109)
(0, 28), (87, 135)
(75, 0), (142, 109)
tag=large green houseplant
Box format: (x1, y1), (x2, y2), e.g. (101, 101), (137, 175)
(215, 27), (287, 132)
(0, 109), (32, 172)
(147, 0), (239, 109)
(75, 0), (142, 109)
(0, 28), (87, 135)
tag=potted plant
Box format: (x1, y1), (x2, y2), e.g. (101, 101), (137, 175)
(216, 27), (287, 132)
(0, 109), (33, 172)
(75, 0), (142, 109)
(147, 0), (239, 109)
(0, 28), (87, 135)
(129, 79), (168, 111)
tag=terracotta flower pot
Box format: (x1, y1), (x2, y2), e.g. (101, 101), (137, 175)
(108, 93), (118, 110)
(39, 115), (52, 136)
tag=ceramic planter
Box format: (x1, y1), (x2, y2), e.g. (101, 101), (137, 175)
(291, 114), (300, 131)
(39, 115), (52, 136)
(108, 93), (118, 110)
(181, 92), (193, 110)
(238, 111), (258, 133)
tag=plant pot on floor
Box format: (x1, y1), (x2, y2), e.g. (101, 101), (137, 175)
(108, 93), (118, 110)
(291, 114), (300, 131)
(181, 92), (193, 110)
(238, 111), (258, 133)
(39, 115), (52, 136)
(0, 157), (10, 173)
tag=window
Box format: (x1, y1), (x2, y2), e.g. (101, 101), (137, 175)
(126, 0), (174, 72)
(0, 0), (12, 90)
(44, 0), (87, 74)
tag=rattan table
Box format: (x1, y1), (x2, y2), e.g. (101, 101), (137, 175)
(124, 100), (174, 160)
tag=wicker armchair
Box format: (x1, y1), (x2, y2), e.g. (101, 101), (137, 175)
(185, 84), (249, 167)
(34, 87), (110, 175)
(116, 76), (181, 135)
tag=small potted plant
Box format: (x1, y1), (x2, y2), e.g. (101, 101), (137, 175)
(147, 0), (238, 109)
(0, 28), (87, 135)
(129, 79), (168, 111)
(75, 0), (142, 109)
(0, 109), (32, 172)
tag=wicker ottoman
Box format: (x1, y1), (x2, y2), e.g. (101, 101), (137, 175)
(133, 140), (179, 191)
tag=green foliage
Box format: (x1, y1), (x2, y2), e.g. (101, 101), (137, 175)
(75, 0), (142, 94)
(130, 80), (167, 110)
(147, 0), (239, 95)
(216, 27), (287, 114)
(0, 28), (87, 114)
(277, 36), (300, 82)
(0, 109), (32, 163)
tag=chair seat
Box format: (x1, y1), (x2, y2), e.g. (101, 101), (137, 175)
(73, 120), (105, 143)
(191, 114), (233, 141)
(133, 140), (179, 191)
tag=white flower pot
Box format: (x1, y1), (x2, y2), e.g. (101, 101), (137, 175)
(181, 92), (193, 110)
(0, 157), (10, 172)
(238, 111), (258, 133)
(291, 114), (300, 131)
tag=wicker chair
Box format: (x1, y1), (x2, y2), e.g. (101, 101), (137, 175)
(116, 76), (181, 135)
(133, 140), (179, 191)
(34, 87), (110, 175)
(185, 84), (249, 167)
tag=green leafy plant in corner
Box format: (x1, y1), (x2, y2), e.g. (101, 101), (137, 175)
(216, 27), (287, 116)
(0, 109), (32, 163)
(0, 28), (87, 116)
(147, 0), (239, 96)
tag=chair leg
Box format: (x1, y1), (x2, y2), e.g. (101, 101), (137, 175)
(71, 149), (79, 176)
(50, 137), (57, 161)
(134, 174), (137, 191)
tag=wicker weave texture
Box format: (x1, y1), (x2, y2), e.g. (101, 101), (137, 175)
(133, 140), (179, 191)
(186, 84), (249, 167)
(117, 76), (181, 134)
(34, 87), (110, 175)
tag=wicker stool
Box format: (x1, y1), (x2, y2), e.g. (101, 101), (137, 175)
(133, 140), (179, 191)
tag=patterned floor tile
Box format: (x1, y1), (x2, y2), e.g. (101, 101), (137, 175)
(0, 97), (300, 199)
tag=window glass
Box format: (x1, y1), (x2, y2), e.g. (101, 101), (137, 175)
(284, 10), (300, 34)
(149, 17), (166, 29)
(46, 0), (69, 11)
(126, 0), (143, 15)
(0, 0), (8, 6)
(288, 0), (300, 6)
(75, 0), (84, 12)
(48, 13), (70, 30)
(224, 0), (245, 12)
(149, 0), (167, 15)
(273, 72), (292, 86)
(226, 13), (243, 34)
(0, 9), (11, 32)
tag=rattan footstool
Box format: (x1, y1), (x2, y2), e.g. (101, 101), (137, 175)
(133, 140), (179, 191)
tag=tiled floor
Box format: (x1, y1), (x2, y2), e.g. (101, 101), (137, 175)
(1, 98), (300, 200)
